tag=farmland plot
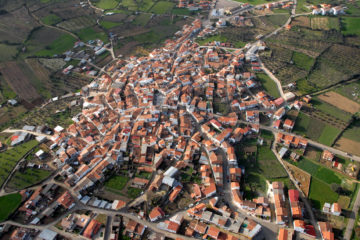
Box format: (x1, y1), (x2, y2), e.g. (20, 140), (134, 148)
(317, 91), (360, 114)
(57, 16), (96, 32)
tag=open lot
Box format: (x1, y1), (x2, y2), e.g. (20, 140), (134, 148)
(309, 177), (338, 209)
(104, 175), (129, 192)
(92, 0), (120, 9)
(0, 193), (22, 222)
(0, 140), (39, 187)
(317, 91), (360, 114)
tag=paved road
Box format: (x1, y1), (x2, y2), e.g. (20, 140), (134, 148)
(344, 189), (360, 239)
(237, 120), (360, 162)
(104, 215), (113, 240)
(272, 146), (320, 238)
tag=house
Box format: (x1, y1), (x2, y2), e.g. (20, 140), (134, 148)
(283, 119), (294, 131)
(318, 221), (334, 240)
(331, 203), (341, 216)
(83, 219), (102, 239)
(149, 206), (165, 222)
(207, 226), (221, 239)
(278, 228), (293, 240)
(37, 229), (57, 240)
(273, 107), (286, 120)
(322, 150), (334, 161)
(293, 220), (306, 233)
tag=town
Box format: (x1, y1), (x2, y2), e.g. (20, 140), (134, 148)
(0, 0), (359, 239)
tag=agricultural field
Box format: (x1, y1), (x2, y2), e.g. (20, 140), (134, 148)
(92, 0), (120, 9)
(309, 178), (338, 209)
(341, 120), (360, 142)
(291, 51), (315, 71)
(76, 27), (108, 43)
(41, 14), (62, 25)
(263, 16), (360, 93)
(311, 97), (353, 122)
(150, 1), (175, 14)
(0, 44), (18, 62)
(133, 13), (152, 26)
(0, 61), (42, 102)
(334, 137), (360, 157)
(256, 73), (281, 98)
(35, 34), (77, 57)
(100, 20), (122, 29)
(317, 91), (360, 114)
(6, 168), (52, 191)
(341, 17), (360, 36)
(289, 157), (357, 209)
(293, 111), (343, 146)
(0, 140), (39, 187)
(334, 79), (360, 104)
(0, 193), (22, 222)
(310, 16), (340, 30)
(57, 16), (96, 32)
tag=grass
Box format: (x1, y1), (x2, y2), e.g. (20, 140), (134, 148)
(256, 73), (280, 98)
(315, 167), (341, 184)
(292, 51), (315, 71)
(77, 27), (108, 43)
(150, 1), (174, 14)
(100, 20), (121, 29)
(342, 120), (360, 142)
(317, 124), (341, 146)
(0, 193), (21, 221)
(7, 168), (51, 190)
(104, 175), (128, 191)
(133, 13), (151, 26)
(341, 17), (360, 36)
(197, 34), (227, 45)
(35, 34), (76, 57)
(0, 140), (38, 187)
(172, 8), (192, 15)
(297, 158), (320, 175)
(127, 187), (142, 199)
(257, 145), (288, 179)
(93, 0), (119, 9)
(234, 0), (271, 5)
(0, 44), (17, 62)
(41, 14), (62, 25)
(309, 177), (339, 209)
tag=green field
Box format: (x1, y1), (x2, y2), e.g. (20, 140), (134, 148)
(150, 1), (174, 14)
(297, 158), (320, 175)
(341, 17), (360, 36)
(0, 44), (18, 62)
(100, 20), (122, 29)
(77, 27), (108, 43)
(234, 0), (271, 5)
(315, 167), (341, 184)
(35, 34), (76, 57)
(312, 98), (353, 122)
(256, 73), (281, 98)
(7, 168), (51, 190)
(41, 14), (62, 25)
(127, 187), (142, 199)
(105, 175), (129, 191)
(0, 193), (22, 221)
(292, 51), (315, 71)
(197, 34), (228, 45)
(317, 124), (342, 146)
(133, 13), (151, 26)
(139, 0), (155, 11)
(342, 120), (360, 142)
(257, 145), (287, 180)
(309, 178), (339, 209)
(93, 0), (119, 9)
(0, 140), (38, 187)
(334, 80), (360, 104)
(172, 7), (192, 15)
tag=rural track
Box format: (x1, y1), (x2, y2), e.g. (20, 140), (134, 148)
(24, 4), (80, 41)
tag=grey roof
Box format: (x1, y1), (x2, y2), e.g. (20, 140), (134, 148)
(38, 229), (57, 240)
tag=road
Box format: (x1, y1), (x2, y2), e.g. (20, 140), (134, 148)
(236, 120), (360, 162)
(104, 215), (113, 240)
(344, 188), (360, 240)
(2, 129), (52, 138)
(272, 145), (320, 238)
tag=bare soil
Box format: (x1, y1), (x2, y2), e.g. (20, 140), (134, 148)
(318, 91), (360, 114)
